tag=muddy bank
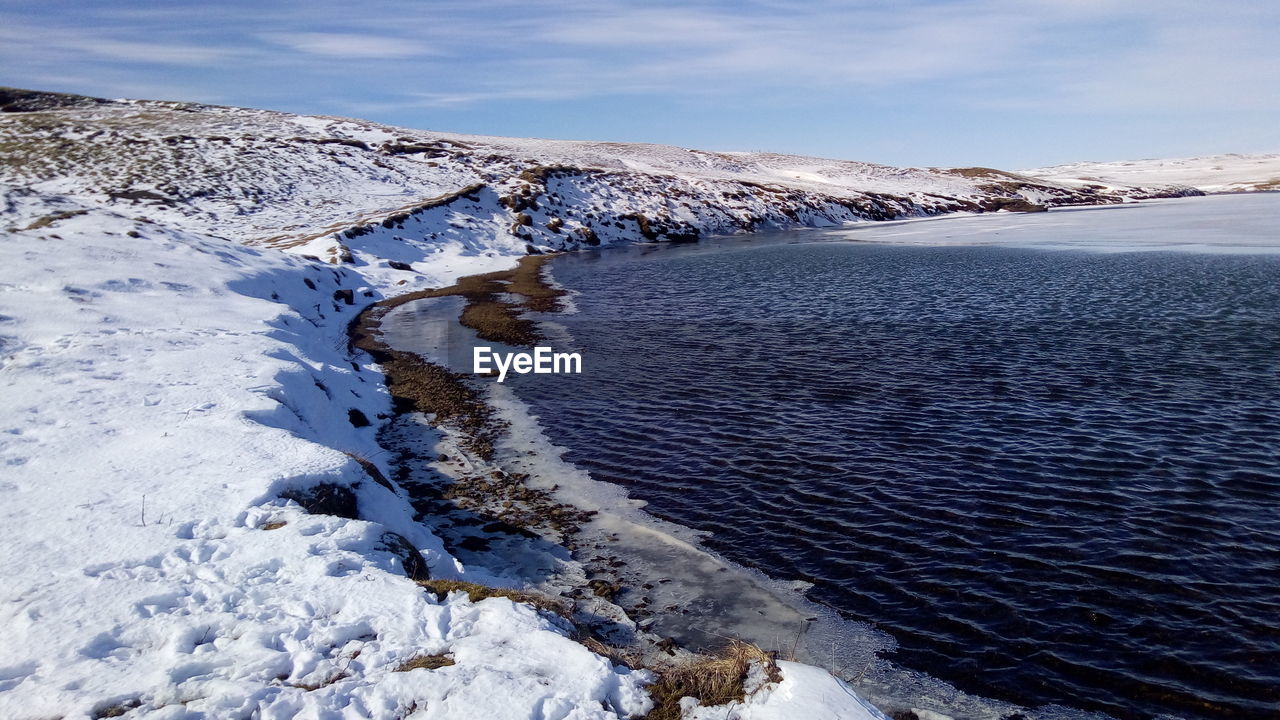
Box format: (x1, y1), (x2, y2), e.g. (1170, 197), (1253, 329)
(348, 255), (561, 460)
(348, 254), (595, 536)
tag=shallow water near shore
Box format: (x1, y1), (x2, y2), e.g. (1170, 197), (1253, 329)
(380, 299), (898, 683)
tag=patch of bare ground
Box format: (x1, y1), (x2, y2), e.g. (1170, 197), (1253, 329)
(285, 671), (350, 691)
(395, 654), (456, 672)
(982, 197), (1048, 213)
(643, 641), (782, 720)
(941, 166), (1027, 180)
(91, 698), (143, 719)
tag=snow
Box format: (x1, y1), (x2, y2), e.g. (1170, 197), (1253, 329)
(687, 662), (885, 720)
(1021, 153), (1280, 194)
(0, 201), (657, 718)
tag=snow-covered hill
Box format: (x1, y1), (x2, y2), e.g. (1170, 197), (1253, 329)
(2, 86), (1201, 273)
(0, 86), (1224, 719)
(1021, 153), (1280, 195)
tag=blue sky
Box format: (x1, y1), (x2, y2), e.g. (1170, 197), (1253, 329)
(2, 0), (1277, 168)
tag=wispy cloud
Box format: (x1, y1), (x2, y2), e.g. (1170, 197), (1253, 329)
(262, 32), (435, 59)
(0, 23), (240, 67)
(6, 0), (1278, 111)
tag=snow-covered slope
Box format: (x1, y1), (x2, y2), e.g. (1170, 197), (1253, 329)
(0, 196), (666, 719)
(0, 86), (1209, 719)
(1021, 153), (1280, 194)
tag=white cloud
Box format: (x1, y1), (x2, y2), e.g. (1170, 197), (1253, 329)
(77, 38), (235, 65)
(262, 32), (434, 59)
(0, 24), (237, 66)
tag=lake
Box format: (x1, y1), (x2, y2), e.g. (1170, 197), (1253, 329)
(509, 195), (1280, 719)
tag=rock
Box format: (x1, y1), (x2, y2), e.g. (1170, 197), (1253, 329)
(983, 197), (1047, 213)
(280, 483), (359, 519)
(377, 531), (430, 581)
(588, 579), (622, 601)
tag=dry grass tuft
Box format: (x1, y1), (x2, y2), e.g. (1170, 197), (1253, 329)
(286, 672), (349, 691)
(395, 653), (455, 672)
(260, 520), (287, 531)
(416, 578), (568, 619)
(644, 641), (781, 720)
(578, 636), (643, 670)
(344, 451), (394, 491)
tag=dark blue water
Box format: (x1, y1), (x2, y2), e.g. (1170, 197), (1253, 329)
(514, 236), (1280, 719)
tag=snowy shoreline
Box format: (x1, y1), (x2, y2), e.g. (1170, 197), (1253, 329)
(352, 250), (903, 705)
(0, 188), (892, 720)
(0, 208), (667, 719)
(3, 86), (1274, 719)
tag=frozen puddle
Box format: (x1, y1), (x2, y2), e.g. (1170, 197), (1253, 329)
(821, 193), (1280, 253)
(380, 295), (526, 371)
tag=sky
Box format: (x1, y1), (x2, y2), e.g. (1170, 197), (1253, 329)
(2, 0), (1278, 169)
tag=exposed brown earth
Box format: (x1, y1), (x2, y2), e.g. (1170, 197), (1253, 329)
(347, 254), (564, 459)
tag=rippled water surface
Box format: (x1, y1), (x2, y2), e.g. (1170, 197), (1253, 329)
(514, 198), (1280, 719)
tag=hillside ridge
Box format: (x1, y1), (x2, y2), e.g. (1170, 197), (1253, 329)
(2, 86), (1206, 277)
